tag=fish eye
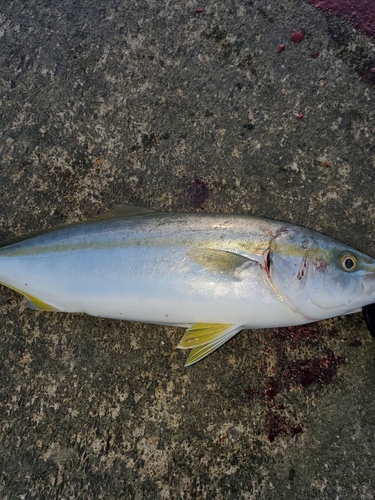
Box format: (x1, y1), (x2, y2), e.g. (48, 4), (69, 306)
(339, 254), (358, 272)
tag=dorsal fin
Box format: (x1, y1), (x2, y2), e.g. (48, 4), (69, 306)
(97, 205), (154, 219)
(0, 204), (154, 249)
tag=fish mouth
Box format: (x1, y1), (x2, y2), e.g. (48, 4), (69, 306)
(361, 274), (375, 295)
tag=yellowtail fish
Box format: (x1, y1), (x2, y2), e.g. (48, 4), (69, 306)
(1, 205), (375, 366)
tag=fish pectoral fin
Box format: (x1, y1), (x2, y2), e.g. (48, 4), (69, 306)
(177, 323), (242, 366)
(186, 248), (257, 278)
(25, 293), (58, 312)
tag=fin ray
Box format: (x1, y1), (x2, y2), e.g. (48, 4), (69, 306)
(183, 324), (243, 366)
(178, 322), (234, 349)
(177, 322), (243, 366)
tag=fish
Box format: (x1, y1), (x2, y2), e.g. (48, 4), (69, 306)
(0, 205), (375, 366)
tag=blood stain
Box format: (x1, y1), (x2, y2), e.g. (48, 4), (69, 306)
(277, 44), (285, 54)
(188, 178), (209, 210)
(266, 413), (303, 442)
(359, 65), (375, 84)
(310, 0), (375, 39)
(243, 323), (345, 441)
(265, 378), (279, 399)
(290, 31), (305, 43)
(311, 51), (319, 58)
(290, 350), (345, 388)
(245, 386), (260, 402)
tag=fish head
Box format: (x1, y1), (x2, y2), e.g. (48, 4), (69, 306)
(269, 229), (375, 320)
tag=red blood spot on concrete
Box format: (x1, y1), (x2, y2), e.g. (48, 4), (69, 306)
(218, 434), (228, 445)
(297, 113), (304, 120)
(359, 65), (375, 84)
(195, 8), (204, 14)
(290, 351), (345, 387)
(244, 386), (261, 401)
(276, 323), (324, 347)
(265, 378), (279, 399)
(277, 44), (285, 54)
(266, 413), (303, 442)
(310, 0), (375, 38)
(243, 323), (345, 441)
(292, 425), (303, 436)
(290, 31), (305, 43)
(311, 51), (319, 58)
(188, 178), (209, 210)
(266, 414), (289, 442)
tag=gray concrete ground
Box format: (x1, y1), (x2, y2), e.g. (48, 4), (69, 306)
(0, 0), (375, 498)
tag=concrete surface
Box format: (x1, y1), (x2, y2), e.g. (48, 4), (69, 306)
(0, 0), (375, 498)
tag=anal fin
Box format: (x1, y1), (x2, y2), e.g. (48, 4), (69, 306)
(1, 281), (59, 312)
(177, 323), (242, 366)
(24, 293), (58, 312)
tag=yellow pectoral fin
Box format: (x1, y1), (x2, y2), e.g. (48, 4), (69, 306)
(186, 248), (257, 278)
(177, 323), (243, 366)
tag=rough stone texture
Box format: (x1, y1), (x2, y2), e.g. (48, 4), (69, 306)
(0, 0), (375, 498)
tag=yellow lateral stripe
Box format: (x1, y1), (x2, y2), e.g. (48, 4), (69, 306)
(178, 322), (233, 349)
